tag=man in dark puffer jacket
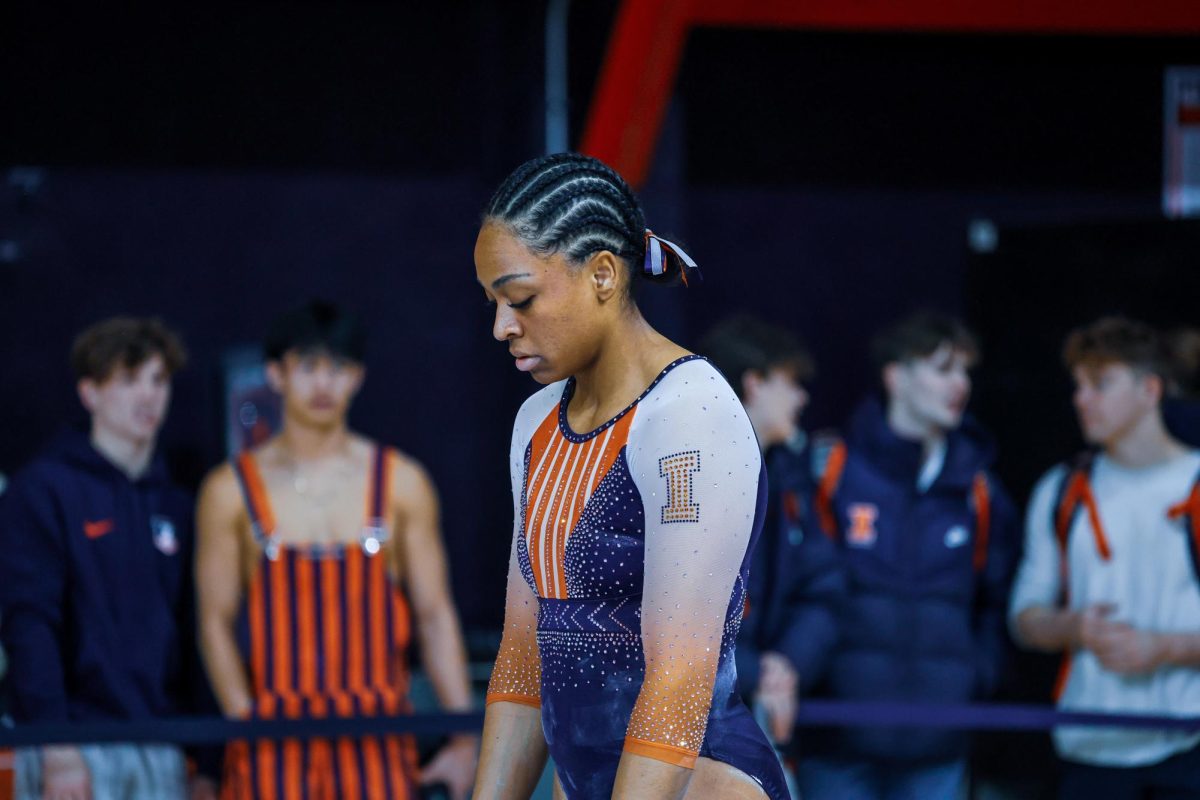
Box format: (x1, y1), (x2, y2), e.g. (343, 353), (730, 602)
(796, 312), (1020, 800)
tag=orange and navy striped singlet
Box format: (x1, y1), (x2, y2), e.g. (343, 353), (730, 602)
(222, 446), (420, 800)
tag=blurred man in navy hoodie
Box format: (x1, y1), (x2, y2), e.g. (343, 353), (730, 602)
(0, 317), (215, 800)
(796, 312), (1020, 800)
(700, 315), (845, 754)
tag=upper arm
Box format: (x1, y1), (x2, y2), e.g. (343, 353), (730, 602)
(1008, 468), (1066, 634)
(623, 370), (762, 767)
(195, 464), (247, 626)
(391, 453), (455, 618)
(0, 471), (66, 621)
(485, 407), (545, 709)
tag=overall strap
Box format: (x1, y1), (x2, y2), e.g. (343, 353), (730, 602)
(971, 472), (992, 572)
(1167, 466), (1200, 586)
(367, 445), (392, 526)
(812, 435), (848, 541)
(362, 445), (394, 555)
(233, 452), (277, 550)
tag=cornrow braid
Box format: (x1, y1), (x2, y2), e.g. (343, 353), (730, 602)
(484, 153), (687, 294)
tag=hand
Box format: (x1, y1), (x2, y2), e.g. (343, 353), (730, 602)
(758, 652), (798, 745)
(188, 775), (220, 800)
(1077, 604), (1167, 675)
(420, 735), (478, 800)
(41, 745), (90, 800)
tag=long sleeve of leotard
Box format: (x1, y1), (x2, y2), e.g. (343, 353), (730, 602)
(485, 388), (561, 708)
(621, 363), (763, 768)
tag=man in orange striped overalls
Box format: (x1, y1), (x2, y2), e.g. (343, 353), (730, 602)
(196, 301), (477, 799)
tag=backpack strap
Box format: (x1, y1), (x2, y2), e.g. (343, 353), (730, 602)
(971, 472), (991, 573)
(1166, 465), (1200, 586)
(811, 434), (847, 541)
(1051, 451), (1111, 563)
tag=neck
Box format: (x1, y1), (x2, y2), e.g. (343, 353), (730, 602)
(747, 409), (790, 453)
(886, 400), (946, 457)
(279, 416), (351, 461)
(571, 310), (676, 414)
(1105, 410), (1187, 468)
(90, 424), (154, 480)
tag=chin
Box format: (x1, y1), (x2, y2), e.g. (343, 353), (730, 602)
(529, 365), (566, 385)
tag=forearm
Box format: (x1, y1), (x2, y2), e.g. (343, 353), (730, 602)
(199, 617), (253, 718)
(472, 701), (547, 800)
(611, 753), (691, 800)
(416, 604), (473, 712)
(1014, 605), (1079, 653)
(1159, 632), (1200, 668)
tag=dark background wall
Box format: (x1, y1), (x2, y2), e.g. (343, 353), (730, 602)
(2, 6), (1197, 635)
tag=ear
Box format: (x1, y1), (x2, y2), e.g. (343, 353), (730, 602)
(264, 361), (285, 394)
(587, 250), (622, 303)
(741, 370), (765, 403)
(882, 362), (903, 396)
(348, 365), (367, 396)
(1142, 372), (1164, 406)
(77, 378), (98, 413)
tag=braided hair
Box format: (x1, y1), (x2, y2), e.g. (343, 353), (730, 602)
(483, 153), (684, 294)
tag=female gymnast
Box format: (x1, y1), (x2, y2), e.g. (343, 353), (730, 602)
(471, 153), (789, 800)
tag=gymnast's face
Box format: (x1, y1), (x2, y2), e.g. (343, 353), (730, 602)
(475, 222), (622, 384)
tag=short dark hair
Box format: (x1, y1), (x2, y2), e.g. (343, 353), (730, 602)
(871, 311), (979, 374)
(263, 300), (366, 363)
(70, 317), (187, 381)
(1063, 316), (1173, 383)
(699, 315), (814, 400)
(483, 152), (687, 296)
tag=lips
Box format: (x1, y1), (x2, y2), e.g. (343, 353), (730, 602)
(510, 351), (541, 373)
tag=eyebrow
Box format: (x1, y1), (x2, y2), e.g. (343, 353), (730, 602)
(490, 272), (532, 290)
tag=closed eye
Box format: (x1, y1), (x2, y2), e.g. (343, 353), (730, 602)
(509, 296), (534, 310)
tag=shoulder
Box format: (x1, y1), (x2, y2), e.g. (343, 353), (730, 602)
(628, 357), (759, 466)
(635, 356), (747, 423)
(1029, 462), (1072, 509)
(511, 380), (566, 446)
(383, 446), (437, 503)
(197, 461), (243, 511)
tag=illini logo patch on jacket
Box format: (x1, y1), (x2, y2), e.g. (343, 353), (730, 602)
(846, 503), (878, 548)
(151, 515), (179, 555)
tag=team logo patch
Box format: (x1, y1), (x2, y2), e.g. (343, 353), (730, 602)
(150, 515), (179, 555)
(782, 490), (806, 544)
(83, 518), (115, 539)
(846, 503), (878, 548)
(659, 450), (701, 524)
(944, 525), (969, 549)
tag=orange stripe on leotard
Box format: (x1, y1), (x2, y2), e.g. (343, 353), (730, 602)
(544, 441), (588, 598)
(527, 434), (571, 596)
(522, 408), (637, 599)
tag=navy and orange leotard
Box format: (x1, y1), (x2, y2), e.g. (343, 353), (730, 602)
(222, 446), (420, 800)
(486, 356), (789, 799)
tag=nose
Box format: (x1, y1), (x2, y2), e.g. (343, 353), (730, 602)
(493, 304), (521, 342)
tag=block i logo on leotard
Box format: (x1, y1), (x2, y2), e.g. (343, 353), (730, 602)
(659, 450), (701, 524)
